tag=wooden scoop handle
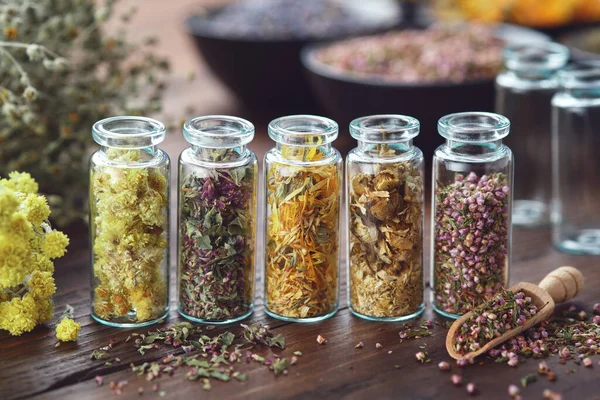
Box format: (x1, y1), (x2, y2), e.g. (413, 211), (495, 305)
(538, 266), (584, 303)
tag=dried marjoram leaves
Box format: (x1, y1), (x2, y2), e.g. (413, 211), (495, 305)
(265, 145), (341, 319)
(433, 172), (510, 316)
(349, 161), (423, 318)
(179, 149), (256, 321)
(91, 149), (168, 323)
(455, 290), (538, 354)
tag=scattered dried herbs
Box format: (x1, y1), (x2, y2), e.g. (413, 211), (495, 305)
(455, 290), (538, 355)
(348, 160), (423, 319)
(179, 152), (256, 322)
(433, 172), (510, 316)
(265, 145), (340, 319)
(241, 323), (285, 349)
(91, 149), (168, 323)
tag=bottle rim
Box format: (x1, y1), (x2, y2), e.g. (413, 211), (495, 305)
(183, 115), (254, 148)
(503, 42), (569, 73)
(349, 114), (419, 144)
(92, 116), (166, 149)
(557, 63), (600, 90)
(268, 115), (338, 146)
(438, 112), (510, 143)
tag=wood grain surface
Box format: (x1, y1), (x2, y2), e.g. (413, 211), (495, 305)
(1, 1), (599, 399)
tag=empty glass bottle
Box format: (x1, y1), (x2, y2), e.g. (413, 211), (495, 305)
(496, 42), (568, 227)
(178, 116), (258, 324)
(264, 115), (342, 322)
(431, 112), (513, 319)
(90, 116), (170, 327)
(347, 115), (425, 321)
(552, 65), (600, 255)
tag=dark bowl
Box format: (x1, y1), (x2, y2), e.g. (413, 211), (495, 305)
(184, 2), (412, 116)
(560, 27), (600, 61)
(301, 24), (551, 156)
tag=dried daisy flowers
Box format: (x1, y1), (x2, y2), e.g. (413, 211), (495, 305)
(90, 117), (169, 326)
(347, 115), (424, 321)
(454, 290), (538, 354)
(432, 112), (512, 318)
(264, 115), (342, 321)
(0, 172), (69, 336)
(178, 116), (257, 323)
(0, 0), (170, 226)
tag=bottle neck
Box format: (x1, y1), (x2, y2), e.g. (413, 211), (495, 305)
(445, 139), (503, 156)
(510, 69), (556, 82)
(100, 145), (158, 160)
(275, 142), (333, 162)
(190, 145), (248, 163)
(356, 140), (414, 158)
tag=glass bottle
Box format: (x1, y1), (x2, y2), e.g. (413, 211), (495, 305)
(496, 42), (568, 227)
(264, 115), (342, 322)
(178, 116), (258, 324)
(431, 112), (513, 319)
(552, 65), (600, 255)
(347, 115), (425, 321)
(90, 116), (170, 327)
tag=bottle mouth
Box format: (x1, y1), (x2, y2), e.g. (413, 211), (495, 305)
(438, 112), (510, 143)
(350, 114), (419, 143)
(92, 116), (166, 149)
(183, 115), (254, 148)
(503, 42), (569, 73)
(268, 115), (338, 146)
(558, 63), (600, 90)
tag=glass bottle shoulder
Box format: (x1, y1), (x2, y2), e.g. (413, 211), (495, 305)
(179, 147), (257, 169)
(91, 147), (170, 169)
(264, 147), (341, 167)
(347, 146), (423, 166)
(434, 143), (512, 164)
(496, 71), (559, 92)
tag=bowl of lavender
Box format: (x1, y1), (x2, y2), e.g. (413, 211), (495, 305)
(301, 23), (550, 155)
(185, 0), (404, 115)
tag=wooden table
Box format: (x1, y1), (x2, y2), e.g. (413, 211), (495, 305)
(1, 1), (600, 399)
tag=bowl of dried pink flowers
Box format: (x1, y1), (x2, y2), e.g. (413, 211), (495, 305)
(301, 23), (550, 155)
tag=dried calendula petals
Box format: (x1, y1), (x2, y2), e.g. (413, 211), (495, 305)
(265, 145), (340, 320)
(316, 335), (328, 344)
(348, 161), (424, 319)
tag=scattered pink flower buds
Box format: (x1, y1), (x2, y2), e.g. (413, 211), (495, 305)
(451, 374), (463, 386)
(508, 384), (519, 397)
(466, 382), (476, 395)
(438, 361), (450, 371)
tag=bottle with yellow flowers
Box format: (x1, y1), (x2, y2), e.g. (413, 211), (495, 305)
(264, 115), (342, 322)
(89, 116), (170, 327)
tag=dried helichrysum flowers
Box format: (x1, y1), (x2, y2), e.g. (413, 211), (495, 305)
(0, 172), (69, 335)
(179, 153), (256, 321)
(265, 145), (340, 319)
(55, 317), (81, 342)
(0, 0), (170, 226)
(454, 290), (537, 354)
(348, 161), (423, 318)
(91, 149), (168, 323)
(433, 172), (510, 316)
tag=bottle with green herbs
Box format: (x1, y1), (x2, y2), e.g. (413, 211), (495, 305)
(178, 116), (257, 324)
(90, 116), (170, 327)
(347, 115), (425, 321)
(264, 115), (342, 322)
(431, 112), (513, 319)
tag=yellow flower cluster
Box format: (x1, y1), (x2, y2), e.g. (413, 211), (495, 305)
(91, 149), (168, 323)
(0, 172), (69, 336)
(55, 317), (81, 342)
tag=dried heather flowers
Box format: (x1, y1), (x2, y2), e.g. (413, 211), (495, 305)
(0, 172), (69, 336)
(91, 149), (168, 323)
(265, 145), (340, 319)
(433, 172), (510, 316)
(454, 290), (538, 354)
(0, 0), (170, 226)
(179, 155), (256, 322)
(348, 161), (423, 319)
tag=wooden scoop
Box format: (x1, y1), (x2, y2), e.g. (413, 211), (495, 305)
(446, 266), (584, 360)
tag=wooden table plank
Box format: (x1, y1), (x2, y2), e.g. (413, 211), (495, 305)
(1, 1), (600, 399)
